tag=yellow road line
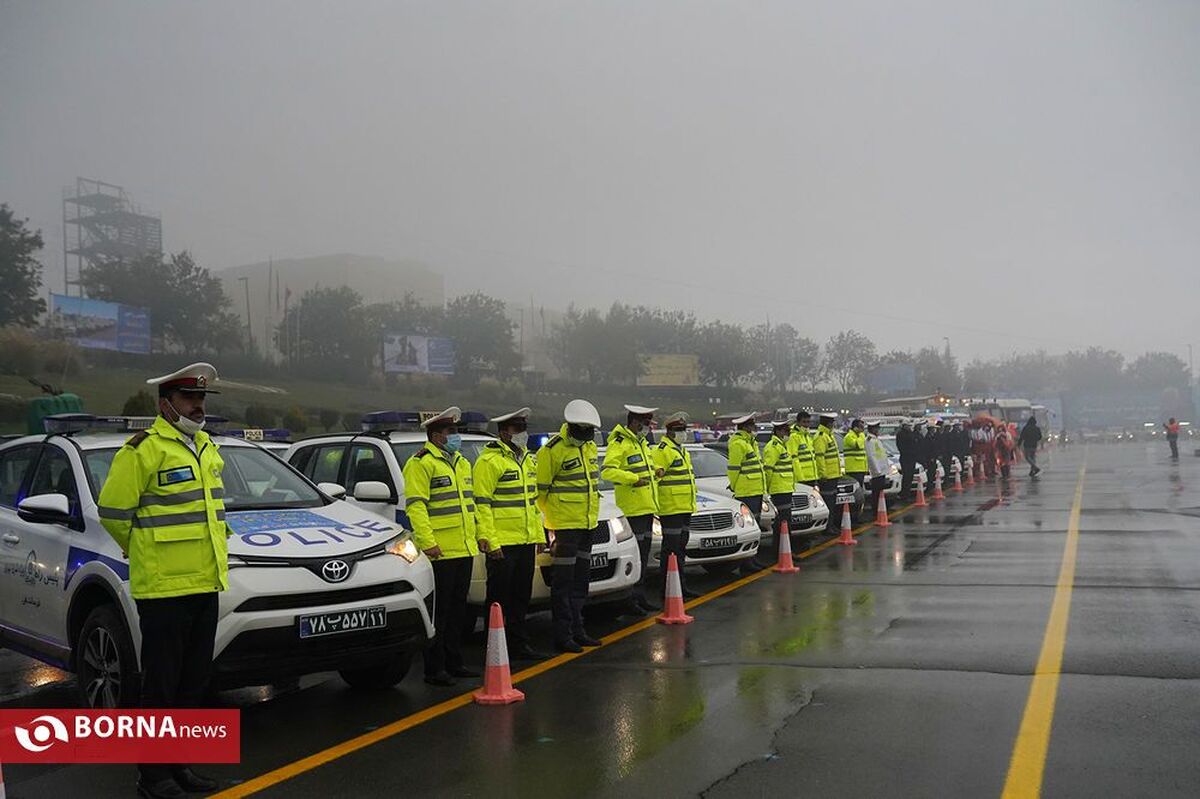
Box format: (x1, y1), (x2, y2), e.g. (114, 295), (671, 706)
(212, 501), (915, 798)
(1000, 460), (1087, 799)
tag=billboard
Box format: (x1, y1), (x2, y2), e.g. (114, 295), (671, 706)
(383, 333), (455, 375)
(865, 363), (916, 396)
(49, 294), (151, 354)
(637, 354), (700, 387)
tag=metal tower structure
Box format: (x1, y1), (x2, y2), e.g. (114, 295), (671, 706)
(62, 178), (162, 297)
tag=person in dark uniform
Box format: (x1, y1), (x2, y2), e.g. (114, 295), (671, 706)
(895, 419), (916, 501)
(98, 363), (226, 799)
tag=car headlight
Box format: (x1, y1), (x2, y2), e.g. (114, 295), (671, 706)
(735, 504), (752, 528)
(385, 534), (421, 563)
(610, 516), (634, 543)
(811, 492), (826, 510)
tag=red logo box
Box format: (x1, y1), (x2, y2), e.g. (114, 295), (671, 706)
(0, 709), (240, 763)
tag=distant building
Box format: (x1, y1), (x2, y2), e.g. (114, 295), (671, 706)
(219, 254), (444, 358)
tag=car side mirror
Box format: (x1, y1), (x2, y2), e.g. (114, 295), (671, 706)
(18, 494), (73, 525)
(317, 482), (347, 499)
(353, 481), (392, 502)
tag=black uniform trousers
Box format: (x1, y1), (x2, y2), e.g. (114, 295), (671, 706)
(484, 543), (537, 649)
(550, 526), (598, 645)
(899, 458), (916, 500)
(628, 514), (655, 602)
(818, 478), (843, 531)
(136, 591), (218, 783)
(658, 512), (692, 593)
(425, 556), (473, 677)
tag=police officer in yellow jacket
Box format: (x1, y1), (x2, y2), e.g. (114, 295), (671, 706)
(843, 418), (869, 486)
(403, 406), (489, 686)
(761, 418), (796, 567)
(474, 407), (547, 660)
(537, 399), (604, 653)
(788, 410), (818, 487)
(98, 363), (225, 799)
(726, 412), (765, 521)
(812, 413), (844, 531)
(652, 412), (699, 598)
(602, 404), (660, 612)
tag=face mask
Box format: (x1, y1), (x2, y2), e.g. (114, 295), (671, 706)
(168, 400), (205, 435)
(671, 429), (689, 445)
(510, 431), (529, 450)
(567, 424), (595, 445)
(445, 434), (463, 453)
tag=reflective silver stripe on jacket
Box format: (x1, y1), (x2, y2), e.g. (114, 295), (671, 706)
(98, 506), (135, 521)
(132, 509), (225, 528)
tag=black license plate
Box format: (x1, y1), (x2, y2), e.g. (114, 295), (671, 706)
(590, 552), (609, 569)
(298, 606), (387, 639)
(701, 535), (737, 549)
(793, 513), (812, 524)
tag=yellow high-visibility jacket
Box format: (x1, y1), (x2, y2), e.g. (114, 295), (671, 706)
(601, 424), (659, 517)
(402, 441), (480, 558)
(726, 430), (765, 498)
(536, 424), (601, 530)
(788, 426), (818, 483)
(98, 416), (229, 600)
(843, 429), (868, 474)
(473, 439), (542, 549)
(762, 435), (796, 495)
(652, 437), (696, 516)
(813, 424), (844, 480)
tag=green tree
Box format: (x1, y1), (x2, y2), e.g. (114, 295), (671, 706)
(1060, 347), (1126, 391)
(749, 323), (821, 393)
(1126, 352), (1190, 388)
(319, 408), (341, 431)
(78, 250), (243, 353)
(276, 286), (371, 375)
(823, 330), (878, 394)
(551, 304), (641, 385)
(443, 292), (519, 379)
(121, 390), (157, 416)
(0, 205), (48, 326)
(697, 321), (753, 388)
(914, 345), (961, 394)
(282, 406), (309, 433)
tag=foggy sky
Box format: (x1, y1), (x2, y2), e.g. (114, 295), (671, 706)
(3, 0), (1199, 363)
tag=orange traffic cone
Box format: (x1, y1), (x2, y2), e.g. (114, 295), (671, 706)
(952, 464), (964, 493)
(836, 503), (857, 545)
(931, 472), (946, 501)
(875, 490), (891, 527)
(474, 602), (525, 705)
(657, 553), (694, 624)
(913, 473), (928, 507)
(774, 520), (800, 573)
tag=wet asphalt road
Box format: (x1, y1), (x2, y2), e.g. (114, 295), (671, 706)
(4, 442), (1200, 798)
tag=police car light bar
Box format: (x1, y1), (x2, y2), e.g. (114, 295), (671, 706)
(460, 411), (489, 434)
(43, 414), (155, 435)
(221, 428), (292, 442)
(361, 410), (423, 432)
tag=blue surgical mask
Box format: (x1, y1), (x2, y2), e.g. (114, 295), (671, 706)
(445, 434), (463, 453)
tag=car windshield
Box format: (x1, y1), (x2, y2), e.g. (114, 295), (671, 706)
(84, 445), (326, 511)
(689, 448), (730, 478)
(392, 439), (490, 466)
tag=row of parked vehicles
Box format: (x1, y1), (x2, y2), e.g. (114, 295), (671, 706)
(0, 410), (928, 710)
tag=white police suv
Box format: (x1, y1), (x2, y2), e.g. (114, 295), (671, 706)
(284, 413), (641, 616)
(0, 416), (435, 708)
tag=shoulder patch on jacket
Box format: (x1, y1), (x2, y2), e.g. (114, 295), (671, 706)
(612, 431), (625, 443)
(414, 448), (431, 458)
(546, 435), (562, 449)
(123, 431), (150, 449)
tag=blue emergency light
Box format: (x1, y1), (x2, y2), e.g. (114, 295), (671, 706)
(43, 414), (155, 435)
(361, 410), (423, 432)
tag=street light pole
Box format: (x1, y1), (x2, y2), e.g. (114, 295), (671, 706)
(238, 276), (253, 351)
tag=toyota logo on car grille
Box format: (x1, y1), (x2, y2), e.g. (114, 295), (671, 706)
(320, 559), (350, 583)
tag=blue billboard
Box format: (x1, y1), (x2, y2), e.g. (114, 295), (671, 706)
(382, 333), (455, 375)
(50, 294), (151, 354)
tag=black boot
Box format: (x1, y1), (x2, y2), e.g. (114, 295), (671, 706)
(172, 768), (218, 793)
